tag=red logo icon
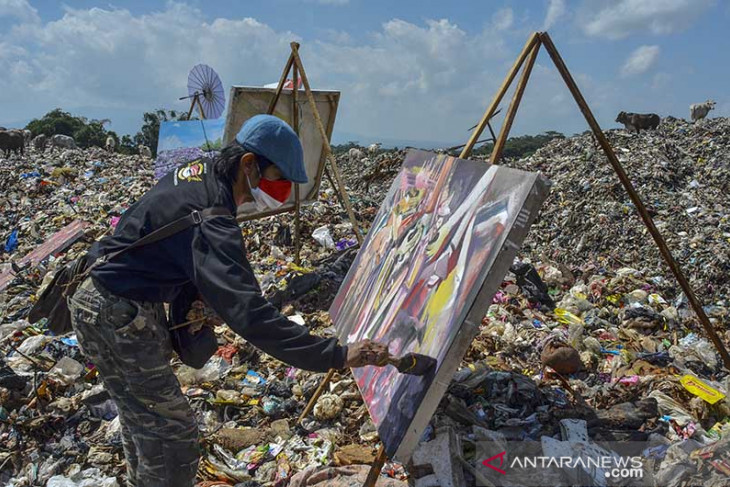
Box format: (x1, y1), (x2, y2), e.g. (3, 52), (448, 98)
(482, 451), (507, 475)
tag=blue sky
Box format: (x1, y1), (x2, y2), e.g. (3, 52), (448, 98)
(0, 0), (727, 147)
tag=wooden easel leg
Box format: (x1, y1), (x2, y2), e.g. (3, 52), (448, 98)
(460, 32), (540, 159)
(197, 97), (206, 120)
(538, 31), (730, 369)
(292, 62), (302, 265)
(267, 51), (296, 115)
(363, 445), (387, 487)
(187, 94), (197, 120)
(298, 368), (335, 423)
(489, 41), (540, 164)
(324, 166), (346, 210)
(289, 43), (365, 245)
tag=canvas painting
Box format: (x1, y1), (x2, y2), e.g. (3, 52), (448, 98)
(154, 118), (225, 179)
(330, 149), (549, 460)
(222, 86), (340, 214)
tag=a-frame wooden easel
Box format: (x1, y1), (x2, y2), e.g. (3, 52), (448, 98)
(310, 31), (729, 487)
(458, 31), (729, 369)
(260, 42), (363, 264)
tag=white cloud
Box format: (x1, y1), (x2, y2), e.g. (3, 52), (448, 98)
(0, 4), (620, 142)
(620, 45), (660, 77)
(580, 0), (715, 39)
(542, 0), (567, 30)
(492, 8), (514, 31)
(0, 0), (38, 23)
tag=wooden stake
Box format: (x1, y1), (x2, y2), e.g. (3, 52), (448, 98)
(290, 42), (364, 245)
(363, 445), (388, 487)
(292, 62), (302, 265)
(489, 41), (539, 164)
(298, 368), (335, 423)
(460, 32), (540, 159)
(267, 51), (296, 115)
(197, 96), (206, 120)
(186, 93), (198, 120)
(537, 31), (730, 369)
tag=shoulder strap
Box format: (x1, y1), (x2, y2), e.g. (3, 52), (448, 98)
(84, 206), (231, 274)
(99, 207), (231, 264)
(66, 207), (232, 295)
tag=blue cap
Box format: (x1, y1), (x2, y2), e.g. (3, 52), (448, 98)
(235, 114), (307, 184)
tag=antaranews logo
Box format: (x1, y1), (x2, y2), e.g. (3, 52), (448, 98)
(477, 442), (653, 487)
(481, 451), (507, 475)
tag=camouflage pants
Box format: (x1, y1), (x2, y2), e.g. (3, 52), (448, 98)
(68, 277), (199, 487)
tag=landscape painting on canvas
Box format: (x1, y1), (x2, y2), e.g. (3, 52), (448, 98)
(154, 118), (224, 179)
(329, 149), (548, 459)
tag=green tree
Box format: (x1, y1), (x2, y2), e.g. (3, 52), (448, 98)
(472, 131), (565, 159)
(25, 108), (85, 137)
(118, 135), (137, 155)
(74, 121), (108, 148)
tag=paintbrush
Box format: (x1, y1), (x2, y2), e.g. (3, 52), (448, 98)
(385, 352), (437, 376)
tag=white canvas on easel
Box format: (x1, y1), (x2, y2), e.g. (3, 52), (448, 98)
(222, 86), (340, 215)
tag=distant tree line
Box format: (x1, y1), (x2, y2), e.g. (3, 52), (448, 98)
(470, 131), (565, 159)
(25, 108), (192, 157)
(25, 110), (565, 160)
(331, 132), (565, 159)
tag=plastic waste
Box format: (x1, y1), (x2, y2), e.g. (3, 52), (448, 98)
(510, 261), (554, 308)
(335, 238), (357, 251)
(46, 467), (119, 487)
(176, 355), (232, 385)
(312, 226), (335, 249)
(48, 356), (84, 386)
(680, 375), (726, 404)
(4, 228), (18, 253)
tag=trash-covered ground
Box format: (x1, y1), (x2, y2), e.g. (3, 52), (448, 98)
(1, 117), (729, 486)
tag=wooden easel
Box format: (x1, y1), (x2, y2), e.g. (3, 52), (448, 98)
(181, 92), (206, 120)
(259, 42), (363, 264)
(299, 30), (730, 487)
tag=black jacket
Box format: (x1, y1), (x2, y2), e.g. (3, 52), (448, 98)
(88, 158), (346, 372)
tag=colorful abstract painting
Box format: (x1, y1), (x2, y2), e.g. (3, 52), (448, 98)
(154, 119), (225, 179)
(330, 149), (549, 459)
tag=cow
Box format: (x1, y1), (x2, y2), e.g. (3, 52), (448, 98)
(32, 134), (48, 152)
(138, 145), (152, 158)
(0, 130), (25, 157)
(348, 148), (364, 161)
(690, 100), (716, 121)
(22, 130), (32, 146)
(368, 142), (382, 155)
(105, 136), (116, 152)
(615, 111), (660, 133)
(50, 134), (76, 151)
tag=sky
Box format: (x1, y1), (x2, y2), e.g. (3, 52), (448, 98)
(0, 0), (728, 147)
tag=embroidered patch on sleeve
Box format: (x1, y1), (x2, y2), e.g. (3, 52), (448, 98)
(174, 159), (207, 186)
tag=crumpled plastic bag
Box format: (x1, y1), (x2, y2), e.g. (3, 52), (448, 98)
(176, 355), (232, 386)
(46, 467), (119, 487)
(312, 226), (335, 249)
(48, 356), (85, 386)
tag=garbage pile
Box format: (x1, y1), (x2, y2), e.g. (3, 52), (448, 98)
(510, 116), (730, 308)
(1, 117), (729, 486)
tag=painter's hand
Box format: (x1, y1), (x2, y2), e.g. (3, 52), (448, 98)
(345, 339), (389, 368)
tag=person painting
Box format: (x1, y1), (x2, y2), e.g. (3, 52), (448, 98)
(67, 115), (388, 487)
